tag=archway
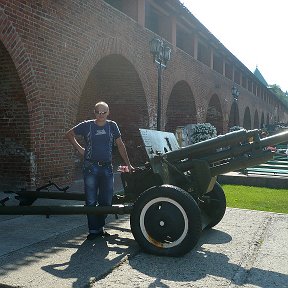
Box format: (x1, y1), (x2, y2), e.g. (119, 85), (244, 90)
(260, 112), (265, 128)
(0, 41), (31, 190)
(206, 94), (223, 134)
(165, 80), (197, 133)
(243, 107), (252, 129)
(77, 54), (148, 167)
(228, 101), (240, 128)
(253, 110), (259, 129)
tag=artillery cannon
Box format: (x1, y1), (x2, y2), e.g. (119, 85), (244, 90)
(1, 128), (288, 257)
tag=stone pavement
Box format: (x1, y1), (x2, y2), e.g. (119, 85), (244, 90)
(0, 175), (287, 287)
(0, 206), (287, 287)
(95, 209), (288, 288)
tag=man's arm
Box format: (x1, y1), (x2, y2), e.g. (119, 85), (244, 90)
(65, 129), (85, 156)
(115, 137), (134, 172)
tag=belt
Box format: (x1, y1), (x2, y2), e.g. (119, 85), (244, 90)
(85, 159), (112, 167)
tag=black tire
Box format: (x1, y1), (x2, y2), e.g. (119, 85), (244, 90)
(130, 185), (202, 257)
(202, 182), (226, 229)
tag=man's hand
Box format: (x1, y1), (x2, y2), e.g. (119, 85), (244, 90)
(127, 164), (135, 173)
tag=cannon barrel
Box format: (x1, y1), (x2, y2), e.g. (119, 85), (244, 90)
(138, 127), (288, 194)
(259, 130), (288, 147)
(175, 144), (247, 172)
(169, 129), (288, 173)
(210, 151), (273, 176)
(164, 129), (259, 163)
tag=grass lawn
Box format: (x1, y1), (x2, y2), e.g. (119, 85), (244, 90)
(222, 184), (288, 214)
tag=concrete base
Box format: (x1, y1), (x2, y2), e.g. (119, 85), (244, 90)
(218, 171), (288, 188)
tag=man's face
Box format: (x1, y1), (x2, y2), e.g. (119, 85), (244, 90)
(94, 105), (109, 120)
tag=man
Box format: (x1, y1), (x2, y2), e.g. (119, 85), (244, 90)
(66, 101), (133, 240)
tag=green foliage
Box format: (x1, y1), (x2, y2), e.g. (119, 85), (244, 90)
(270, 84), (286, 97)
(222, 184), (288, 214)
(229, 126), (243, 132)
(269, 84), (288, 108)
(188, 123), (217, 144)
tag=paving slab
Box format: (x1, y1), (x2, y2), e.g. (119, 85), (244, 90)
(0, 208), (287, 288)
(0, 214), (136, 288)
(95, 209), (288, 288)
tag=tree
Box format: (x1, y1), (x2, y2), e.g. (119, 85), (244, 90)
(269, 84), (288, 108)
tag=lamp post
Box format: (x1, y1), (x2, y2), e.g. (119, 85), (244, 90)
(231, 84), (240, 126)
(149, 37), (171, 130)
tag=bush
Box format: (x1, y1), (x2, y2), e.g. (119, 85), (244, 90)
(188, 123), (217, 144)
(229, 126), (243, 132)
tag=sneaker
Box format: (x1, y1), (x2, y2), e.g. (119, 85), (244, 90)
(86, 230), (111, 240)
(101, 230), (111, 237)
(86, 233), (101, 240)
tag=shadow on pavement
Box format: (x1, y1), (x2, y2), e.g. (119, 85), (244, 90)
(41, 233), (136, 287)
(128, 229), (287, 288)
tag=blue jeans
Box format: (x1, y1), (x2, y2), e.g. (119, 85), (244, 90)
(83, 161), (114, 233)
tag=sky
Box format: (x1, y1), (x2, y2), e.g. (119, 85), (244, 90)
(181, 0), (287, 92)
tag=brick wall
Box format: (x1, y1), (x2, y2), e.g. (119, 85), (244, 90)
(0, 0), (286, 189)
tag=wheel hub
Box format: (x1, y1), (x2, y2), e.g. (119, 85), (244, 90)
(140, 197), (189, 248)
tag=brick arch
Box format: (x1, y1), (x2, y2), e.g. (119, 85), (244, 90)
(163, 58), (200, 131)
(266, 113), (270, 125)
(206, 94), (223, 134)
(253, 110), (259, 129)
(0, 10), (39, 105)
(243, 107), (252, 129)
(69, 37), (152, 126)
(0, 10), (40, 189)
(228, 102), (240, 128)
(260, 112), (265, 128)
(75, 54), (148, 165)
(165, 80), (197, 133)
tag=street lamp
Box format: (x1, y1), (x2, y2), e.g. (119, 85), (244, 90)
(231, 84), (240, 126)
(149, 37), (171, 130)
(231, 84), (240, 102)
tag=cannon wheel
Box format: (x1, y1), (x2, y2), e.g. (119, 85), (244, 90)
(203, 182), (226, 229)
(130, 184), (202, 257)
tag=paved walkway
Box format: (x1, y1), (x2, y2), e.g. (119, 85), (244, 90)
(0, 205), (287, 287)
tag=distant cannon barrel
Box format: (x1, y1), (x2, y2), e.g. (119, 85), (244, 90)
(259, 130), (288, 147)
